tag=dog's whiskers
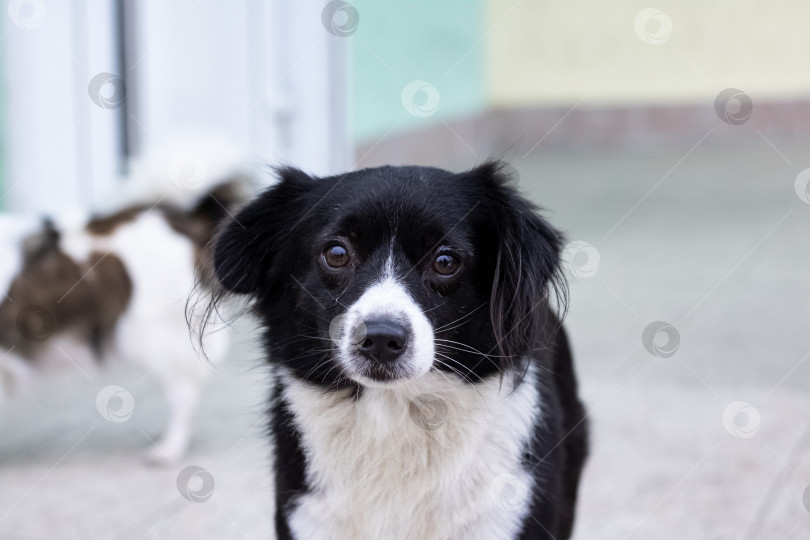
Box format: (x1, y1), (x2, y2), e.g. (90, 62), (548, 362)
(433, 302), (487, 332)
(433, 355), (496, 402)
(434, 345), (500, 371)
(434, 339), (511, 359)
(420, 301), (447, 314)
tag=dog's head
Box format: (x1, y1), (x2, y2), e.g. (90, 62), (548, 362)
(213, 162), (566, 388)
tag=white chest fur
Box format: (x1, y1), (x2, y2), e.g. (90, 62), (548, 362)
(280, 366), (542, 540)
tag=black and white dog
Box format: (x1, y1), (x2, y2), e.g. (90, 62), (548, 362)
(211, 162), (588, 539)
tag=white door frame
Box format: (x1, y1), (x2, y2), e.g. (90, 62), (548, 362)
(2, 0), (349, 212)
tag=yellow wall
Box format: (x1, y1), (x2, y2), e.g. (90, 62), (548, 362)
(485, 0), (810, 107)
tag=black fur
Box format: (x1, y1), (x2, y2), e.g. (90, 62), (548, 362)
(269, 381), (308, 540)
(211, 162), (588, 539)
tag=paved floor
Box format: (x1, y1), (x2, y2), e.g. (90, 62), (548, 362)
(1, 142), (809, 539)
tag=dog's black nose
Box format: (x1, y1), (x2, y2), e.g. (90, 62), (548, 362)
(359, 319), (409, 363)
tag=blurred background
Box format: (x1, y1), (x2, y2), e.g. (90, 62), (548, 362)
(1, 1), (810, 538)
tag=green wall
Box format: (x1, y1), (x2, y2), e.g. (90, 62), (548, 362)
(350, 0), (487, 144)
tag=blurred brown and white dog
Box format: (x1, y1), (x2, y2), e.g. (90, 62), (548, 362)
(0, 143), (250, 464)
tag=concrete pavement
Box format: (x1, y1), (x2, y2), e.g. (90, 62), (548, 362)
(1, 142), (809, 539)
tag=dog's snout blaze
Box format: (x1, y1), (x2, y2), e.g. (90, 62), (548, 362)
(358, 319), (409, 363)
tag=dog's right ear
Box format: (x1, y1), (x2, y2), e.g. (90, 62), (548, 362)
(213, 167), (315, 295)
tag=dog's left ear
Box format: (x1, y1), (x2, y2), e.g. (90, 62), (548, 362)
(466, 162), (567, 370)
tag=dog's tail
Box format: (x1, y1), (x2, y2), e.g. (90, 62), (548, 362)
(99, 132), (256, 214)
(170, 154), (255, 360)
(162, 178), (251, 248)
(121, 133), (255, 251)
(157, 181), (250, 306)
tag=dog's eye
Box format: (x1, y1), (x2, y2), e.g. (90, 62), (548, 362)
(432, 253), (459, 276)
(323, 244), (350, 268)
